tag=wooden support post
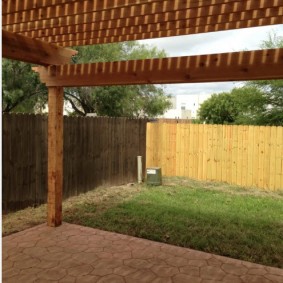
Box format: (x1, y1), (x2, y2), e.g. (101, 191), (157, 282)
(47, 87), (63, 227)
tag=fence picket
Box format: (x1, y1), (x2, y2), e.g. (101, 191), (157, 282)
(146, 122), (283, 191)
(3, 114), (147, 212)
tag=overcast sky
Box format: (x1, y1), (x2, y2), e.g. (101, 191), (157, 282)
(139, 24), (283, 96)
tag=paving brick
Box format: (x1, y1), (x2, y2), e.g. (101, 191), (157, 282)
(91, 268), (113, 276)
(67, 264), (93, 276)
(3, 223), (283, 283)
(59, 275), (77, 283)
(222, 263), (248, 276)
(114, 266), (137, 277)
(173, 273), (202, 283)
(152, 277), (173, 283)
(165, 256), (189, 267)
(126, 269), (157, 282)
(94, 258), (124, 269)
(179, 266), (200, 277)
(75, 275), (100, 283)
(151, 264), (179, 277)
(222, 274), (243, 283)
(38, 267), (67, 281)
(5, 273), (38, 283)
(248, 268), (267, 276)
(188, 259), (208, 267)
(124, 258), (153, 269)
(200, 266), (226, 281)
(241, 275), (272, 283)
(97, 274), (125, 283)
(14, 258), (40, 270)
(264, 274), (283, 283)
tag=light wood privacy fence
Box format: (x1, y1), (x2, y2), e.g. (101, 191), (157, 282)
(146, 123), (283, 191)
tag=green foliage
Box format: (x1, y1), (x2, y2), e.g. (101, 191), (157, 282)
(2, 41), (170, 117)
(2, 59), (47, 113)
(66, 42), (171, 117)
(198, 33), (283, 126)
(198, 86), (272, 125)
(245, 80), (283, 126)
(198, 92), (237, 124)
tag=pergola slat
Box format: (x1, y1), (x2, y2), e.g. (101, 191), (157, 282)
(20, 7), (282, 40)
(34, 48), (283, 87)
(3, 0), (240, 26)
(2, 0), (162, 16)
(54, 17), (283, 47)
(3, 0), (263, 32)
(2, 29), (77, 65)
(2, 0), (76, 15)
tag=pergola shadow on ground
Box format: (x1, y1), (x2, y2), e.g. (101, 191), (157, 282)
(3, 223), (283, 283)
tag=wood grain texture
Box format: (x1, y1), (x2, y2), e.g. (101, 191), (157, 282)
(4, 0), (282, 46)
(2, 114), (148, 212)
(34, 48), (283, 87)
(146, 123), (283, 191)
(47, 87), (64, 227)
(2, 0), (238, 26)
(2, 30), (77, 66)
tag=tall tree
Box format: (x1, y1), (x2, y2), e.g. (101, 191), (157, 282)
(65, 42), (171, 117)
(198, 33), (283, 126)
(197, 86), (266, 125)
(245, 32), (283, 126)
(2, 41), (171, 117)
(2, 59), (47, 113)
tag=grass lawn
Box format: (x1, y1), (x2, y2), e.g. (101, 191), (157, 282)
(3, 177), (283, 268)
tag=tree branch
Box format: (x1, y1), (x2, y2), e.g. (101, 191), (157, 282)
(64, 94), (85, 116)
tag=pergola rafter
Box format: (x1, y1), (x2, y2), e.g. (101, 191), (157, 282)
(2, 0), (283, 227)
(2, 29), (77, 65)
(36, 17), (283, 47)
(18, 7), (283, 39)
(4, 0), (281, 35)
(2, 0), (238, 26)
(34, 48), (283, 87)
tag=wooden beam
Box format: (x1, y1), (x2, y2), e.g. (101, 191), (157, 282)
(2, 30), (77, 66)
(47, 86), (64, 227)
(3, 0), (251, 32)
(21, 6), (282, 40)
(34, 48), (283, 87)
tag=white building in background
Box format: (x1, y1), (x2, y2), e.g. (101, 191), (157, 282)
(162, 94), (212, 119)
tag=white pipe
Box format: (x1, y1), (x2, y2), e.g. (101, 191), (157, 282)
(137, 156), (142, 184)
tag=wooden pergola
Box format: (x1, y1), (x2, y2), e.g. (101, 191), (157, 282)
(2, 0), (283, 227)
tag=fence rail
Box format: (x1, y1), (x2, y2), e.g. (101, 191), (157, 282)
(3, 114), (147, 212)
(146, 123), (283, 191)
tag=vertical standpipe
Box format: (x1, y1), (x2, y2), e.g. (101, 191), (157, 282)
(137, 156), (142, 184)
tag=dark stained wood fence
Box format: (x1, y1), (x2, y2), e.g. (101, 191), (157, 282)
(3, 114), (147, 212)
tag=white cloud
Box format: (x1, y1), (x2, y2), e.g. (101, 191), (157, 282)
(164, 82), (244, 96)
(139, 25), (283, 96)
(142, 25), (283, 56)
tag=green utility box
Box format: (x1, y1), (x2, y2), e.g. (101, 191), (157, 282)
(146, 167), (162, 185)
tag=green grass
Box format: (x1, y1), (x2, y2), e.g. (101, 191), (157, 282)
(3, 178), (283, 268)
(64, 180), (283, 268)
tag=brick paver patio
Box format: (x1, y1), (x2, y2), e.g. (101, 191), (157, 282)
(3, 223), (283, 283)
